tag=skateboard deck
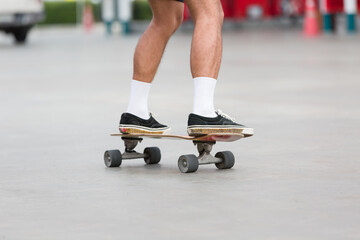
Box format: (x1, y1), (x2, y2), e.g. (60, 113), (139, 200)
(111, 133), (244, 142)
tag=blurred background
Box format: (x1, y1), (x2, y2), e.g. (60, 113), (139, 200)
(1, 1), (360, 239)
(0, 0), (359, 42)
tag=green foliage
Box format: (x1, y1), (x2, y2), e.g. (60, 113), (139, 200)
(133, 0), (152, 20)
(40, 1), (102, 25)
(40, 0), (151, 25)
(92, 3), (102, 21)
(41, 1), (76, 24)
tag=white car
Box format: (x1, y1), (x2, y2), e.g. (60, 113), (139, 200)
(0, 0), (44, 43)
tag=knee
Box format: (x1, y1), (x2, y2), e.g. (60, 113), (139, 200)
(152, 11), (183, 36)
(169, 11), (183, 33)
(173, 11), (184, 31)
(219, 8), (224, 26)
(194, 7), (224, 28)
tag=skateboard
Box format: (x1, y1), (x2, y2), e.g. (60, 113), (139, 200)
(104, 133), (246, 173)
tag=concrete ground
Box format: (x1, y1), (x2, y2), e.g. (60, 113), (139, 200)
(0, 25), (359, 240)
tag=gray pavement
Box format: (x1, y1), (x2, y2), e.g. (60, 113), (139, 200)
(1, 25), (360, 240)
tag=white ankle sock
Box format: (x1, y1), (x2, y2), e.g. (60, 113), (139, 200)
(192, 77), (217, 118)
(126, 79), (151, 119)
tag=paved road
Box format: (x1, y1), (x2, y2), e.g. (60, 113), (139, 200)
(1, 26), (360, 240)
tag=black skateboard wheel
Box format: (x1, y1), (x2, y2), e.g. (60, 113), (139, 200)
(215, 151), (235, 169)
(143, 147), (161, 164)
(104, 150), (122, 167)
(178, 154), (199, 173)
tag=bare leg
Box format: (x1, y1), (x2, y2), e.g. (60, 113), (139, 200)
(185, 0), (224, 79)
(123, 0), (183, 120)
(183, 0), (254, 136)
(133, 0), (183, 83)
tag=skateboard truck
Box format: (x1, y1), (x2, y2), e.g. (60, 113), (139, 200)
(121, 137), (147, 159)
(195, 141), (222, 165)
(104, 137), (161, 167)
(177, 141), (235, 173)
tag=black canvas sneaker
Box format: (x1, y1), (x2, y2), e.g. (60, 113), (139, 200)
(119, 113), (171, 134)
(187, 110), (254, 137)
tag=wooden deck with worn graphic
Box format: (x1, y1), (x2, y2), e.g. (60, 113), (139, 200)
(110, 133), (245, 142)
